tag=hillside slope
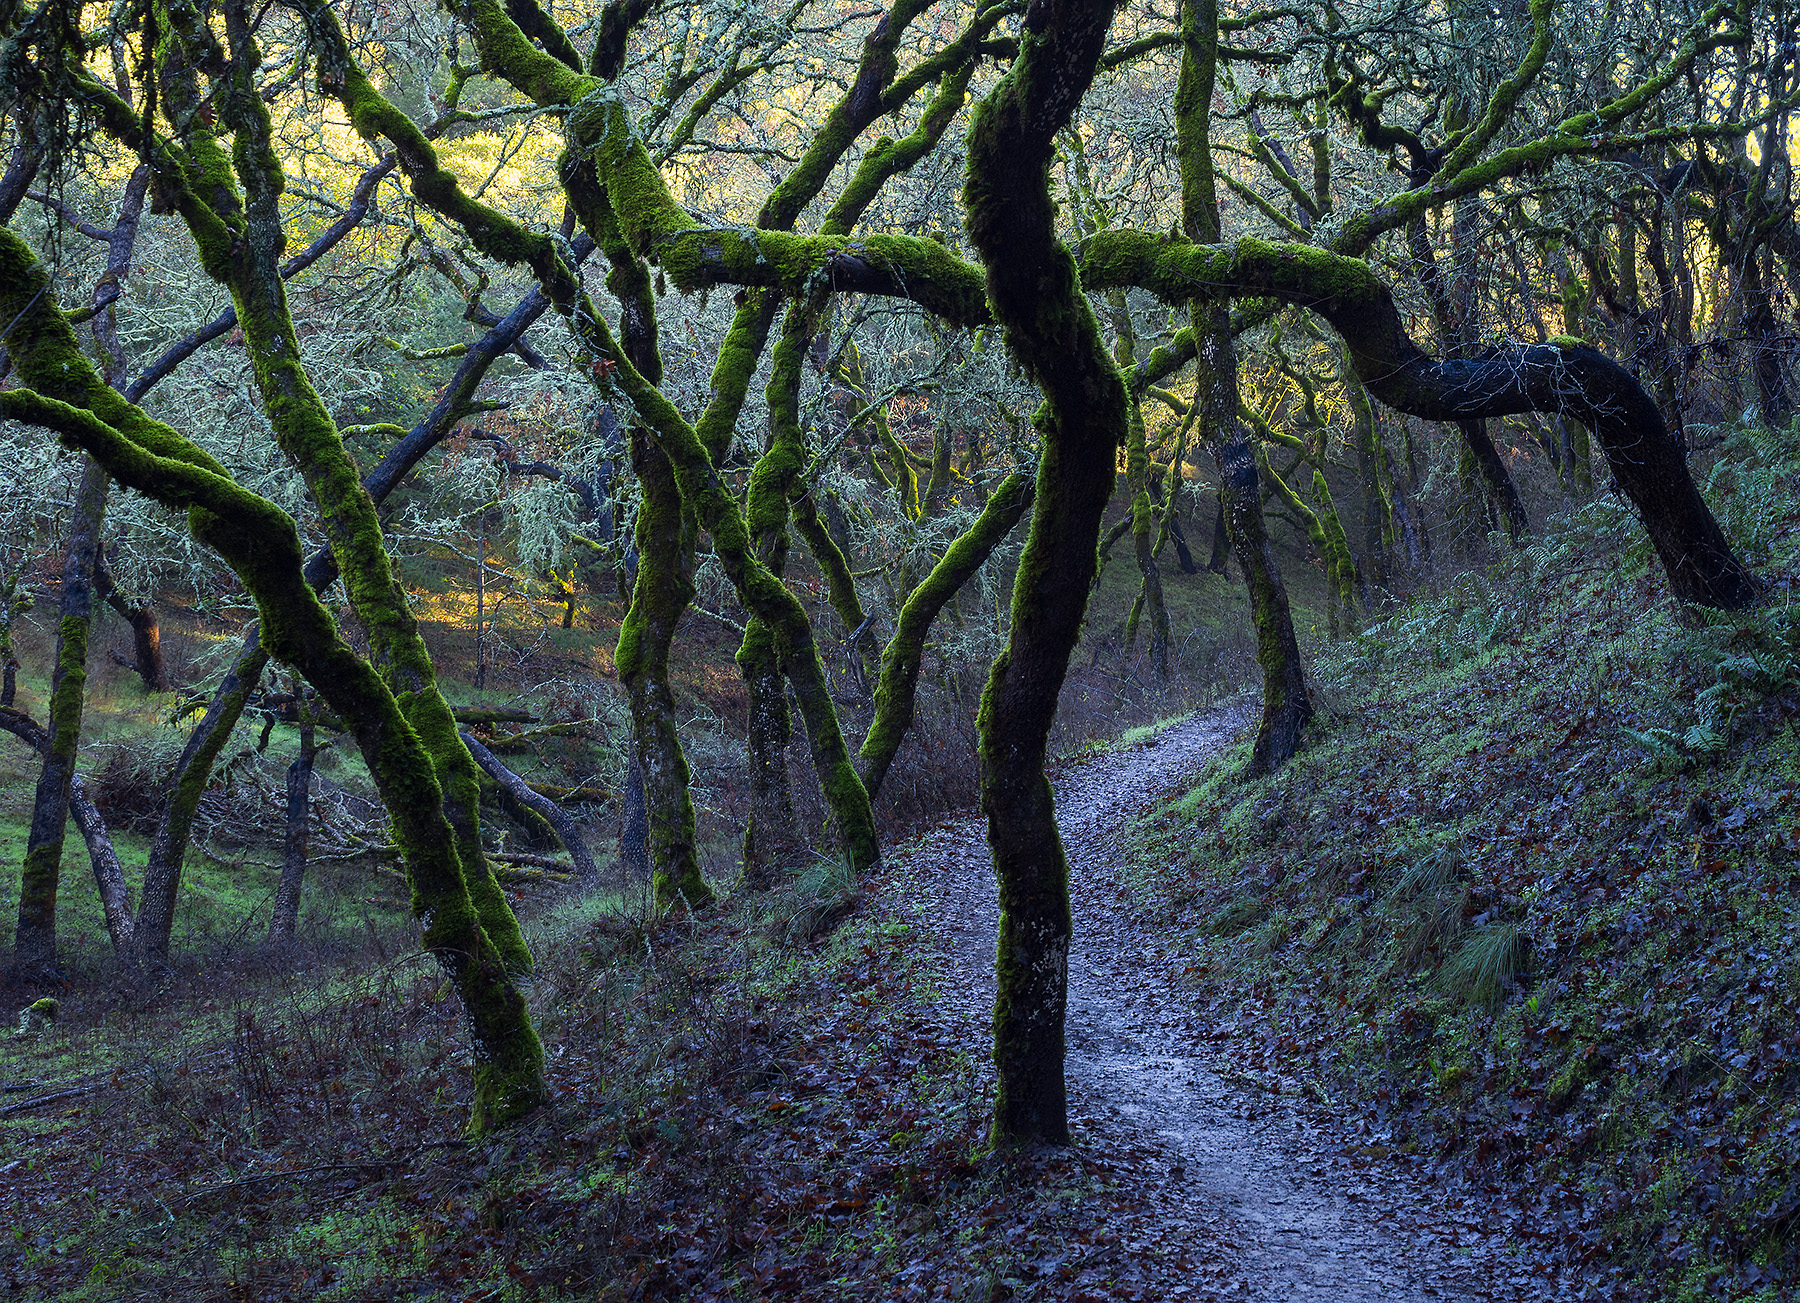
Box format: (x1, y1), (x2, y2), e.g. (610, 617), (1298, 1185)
(1131, 425), (1800, 1300)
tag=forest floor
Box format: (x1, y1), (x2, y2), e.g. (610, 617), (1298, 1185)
(915, 706), (1582, 1302)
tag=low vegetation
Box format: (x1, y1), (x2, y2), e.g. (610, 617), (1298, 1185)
(1131, 423), (1800, 1299)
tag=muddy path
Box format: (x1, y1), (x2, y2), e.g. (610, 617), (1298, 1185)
(917, 707), (1575, 1301)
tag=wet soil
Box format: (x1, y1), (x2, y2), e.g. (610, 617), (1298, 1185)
(915, 707), (1578, 1301)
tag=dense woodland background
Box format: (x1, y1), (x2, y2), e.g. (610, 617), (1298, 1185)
(0, 0), (1797, 1295)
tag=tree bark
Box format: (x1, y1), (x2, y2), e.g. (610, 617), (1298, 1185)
(963, 0), (1125, 1145)
(1205, 484), (1231, 574)
(11, 456), (108, 983)
(130, 282), (559, 966)
(1176, 0), (1313, 773)
(0, 707), (132, 952)
(739, 298), (816, 890)
(616, 423), (712, 910)
(1201, 321), (1314, 772)
(619, 746), (649, 880)
(1081, 233), (1760, 609)
(93, 559), (171, 693)
(740, 621), (801, 890)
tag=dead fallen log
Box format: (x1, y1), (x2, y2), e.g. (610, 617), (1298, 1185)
(526, 781), (612, 805)
(459, 731), (601, 884)
(489, 851), (577, 871)
(452, 705), (539, 727)
(478, 720), (596, 751)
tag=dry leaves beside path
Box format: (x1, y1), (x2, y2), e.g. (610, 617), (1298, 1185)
(916, 707), (1585, 1301)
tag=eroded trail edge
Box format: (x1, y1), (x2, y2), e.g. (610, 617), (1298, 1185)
(916, 707), (1565, 1301)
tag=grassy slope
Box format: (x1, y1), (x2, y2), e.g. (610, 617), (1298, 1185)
(1131, 426), (1800, 1300)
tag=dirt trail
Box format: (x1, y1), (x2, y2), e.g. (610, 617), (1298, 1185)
(921, 707), (1567, 1301)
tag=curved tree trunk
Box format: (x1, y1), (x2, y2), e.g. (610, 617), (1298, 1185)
(1177, 0), (1313, 774)
(963, 0), (1127, 1146)
(460, 731), (602, 885)
(740, 298), (816, 890)
(1082, 234), (1760, 609)
(130, 283), (558, 966)
(94, 559), (171, 693)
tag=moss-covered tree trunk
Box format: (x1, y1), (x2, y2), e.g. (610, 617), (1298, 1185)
(740, 619), (801, 889)
(0, 223), (545, 1135)
(739, 299), (818, 889)
(616, 424), (712, 910)
(964, 0), (1127, 1146)
(599, 211), (716, 911)
(1177, 0), (1312, 775)
(9, 457), (107, 982)
(136, 626), (265, 965)
(1122, 392), (1171, 679)
(73, 12), (547, 1126)
(128, 225), (558, 969)
(11, 161), (152, 971)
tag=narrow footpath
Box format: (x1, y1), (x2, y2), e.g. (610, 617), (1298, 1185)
(916, 707), (1581, 1301)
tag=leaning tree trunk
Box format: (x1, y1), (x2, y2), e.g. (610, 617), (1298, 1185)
(130, 283), (558, 967)
(1079, 237), (1760, 608)
(1199, 317), (1314, 773)
(857, 471), (1035, 800)
(460, 731), (602, 885)
(1177, 0), (1312, 775)
(963, 0), (1128, 1145)
(11, 457), (108, 983)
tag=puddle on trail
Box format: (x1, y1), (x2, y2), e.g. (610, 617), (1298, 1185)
(921, 707), (1576, 1302)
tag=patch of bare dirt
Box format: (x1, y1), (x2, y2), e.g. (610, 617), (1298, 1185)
(917, 706), (1584, 1301)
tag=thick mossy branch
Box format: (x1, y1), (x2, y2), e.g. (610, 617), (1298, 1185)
(1082, 231), (1755, 607)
